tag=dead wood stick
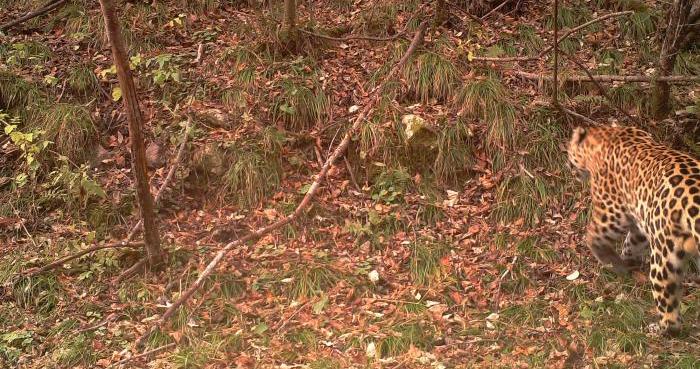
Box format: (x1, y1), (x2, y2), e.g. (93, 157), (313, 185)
(111, 343), (176, 368)
(512, 70), (700, 83)
(24, 118), (192, 277)
(24, 243), (144, 276)
(471, 11), (633, 62)
(558, 105), (598, 125)
(0, 0), (67, 32)
(133, 21), (430, 351)
(480, 0), (510, 21)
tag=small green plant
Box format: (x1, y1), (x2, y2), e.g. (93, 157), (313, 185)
(1, 111), (51, 187)
(371, 167), (411, 204)
(272, 78), (329, 131)
(0, 330), (33, 365)
(147, 53), (183, 87)
(45, 160), (107, 210)
(5, 41), (52, 67)
(597, 48), (623, 74)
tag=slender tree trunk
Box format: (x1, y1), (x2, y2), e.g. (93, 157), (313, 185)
(652, 0), (693, 119)
(97, 0), (164, 270)
(284, 0), (296, 33)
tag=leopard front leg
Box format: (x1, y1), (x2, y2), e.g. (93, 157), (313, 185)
(585, 206), (633, 275)
(621, 223), (649, 269)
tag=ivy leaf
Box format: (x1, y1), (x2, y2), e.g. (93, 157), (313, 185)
(112, 87), (122, 101)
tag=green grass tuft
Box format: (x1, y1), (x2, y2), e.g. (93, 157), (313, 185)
(408, 239), (450, 286)
(221, 146), (282, 208)
(620, 10), (655, 41)
(34, 103), (98, 165)
(51, 334), (96, 367)
(67, 64), (99, 96)
(281, 261), (339, 299)
(516, 25), (544, 55)
(456, 73), (516, 155)
(12, 274), (60, 316)
(354, 4), (398, 36)
(0, 72), (42, 111)
(402, 51), (459, 103)
(434, 117), (473, 184)
(491, 174), (554, 228)
(378, 322), (434, 358)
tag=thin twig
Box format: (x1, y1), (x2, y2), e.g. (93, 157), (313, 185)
(480, 0), (510, 21)
(24, 242), (144, 276)
(110, 343), (176, 368)
(344, 156), (361, 192)
(559, 106), (598, 125)
(133, 21), (430, 351)
(9, 202), (37, 248)
(0, 0), (67, 32)
(444, 0), (486, 25)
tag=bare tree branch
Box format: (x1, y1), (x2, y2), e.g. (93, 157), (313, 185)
(0, 0), (67, 32)
(132, 20), (430, 351)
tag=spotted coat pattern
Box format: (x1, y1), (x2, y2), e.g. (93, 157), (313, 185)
(567, 125), (700, 334)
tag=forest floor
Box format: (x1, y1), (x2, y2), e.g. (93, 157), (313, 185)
(1, 0), (700, 368)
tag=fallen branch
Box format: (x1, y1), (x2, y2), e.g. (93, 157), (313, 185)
(24, 118), (192, 277)
(480, 0), (510, 21)
(558, 105), (598, 125)
(0, 0), (67, 32)
(512, 70), (700, 83)
(111, 343), (176, 368)
(23, 242), (144, 276)
(133, 20), (430, 351)
(471, 11), (633, 62)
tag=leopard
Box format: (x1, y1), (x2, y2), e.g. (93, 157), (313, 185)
(567, 124), (700, 335)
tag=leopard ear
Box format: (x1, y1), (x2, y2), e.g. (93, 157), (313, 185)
(572, 127), (588, 145)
